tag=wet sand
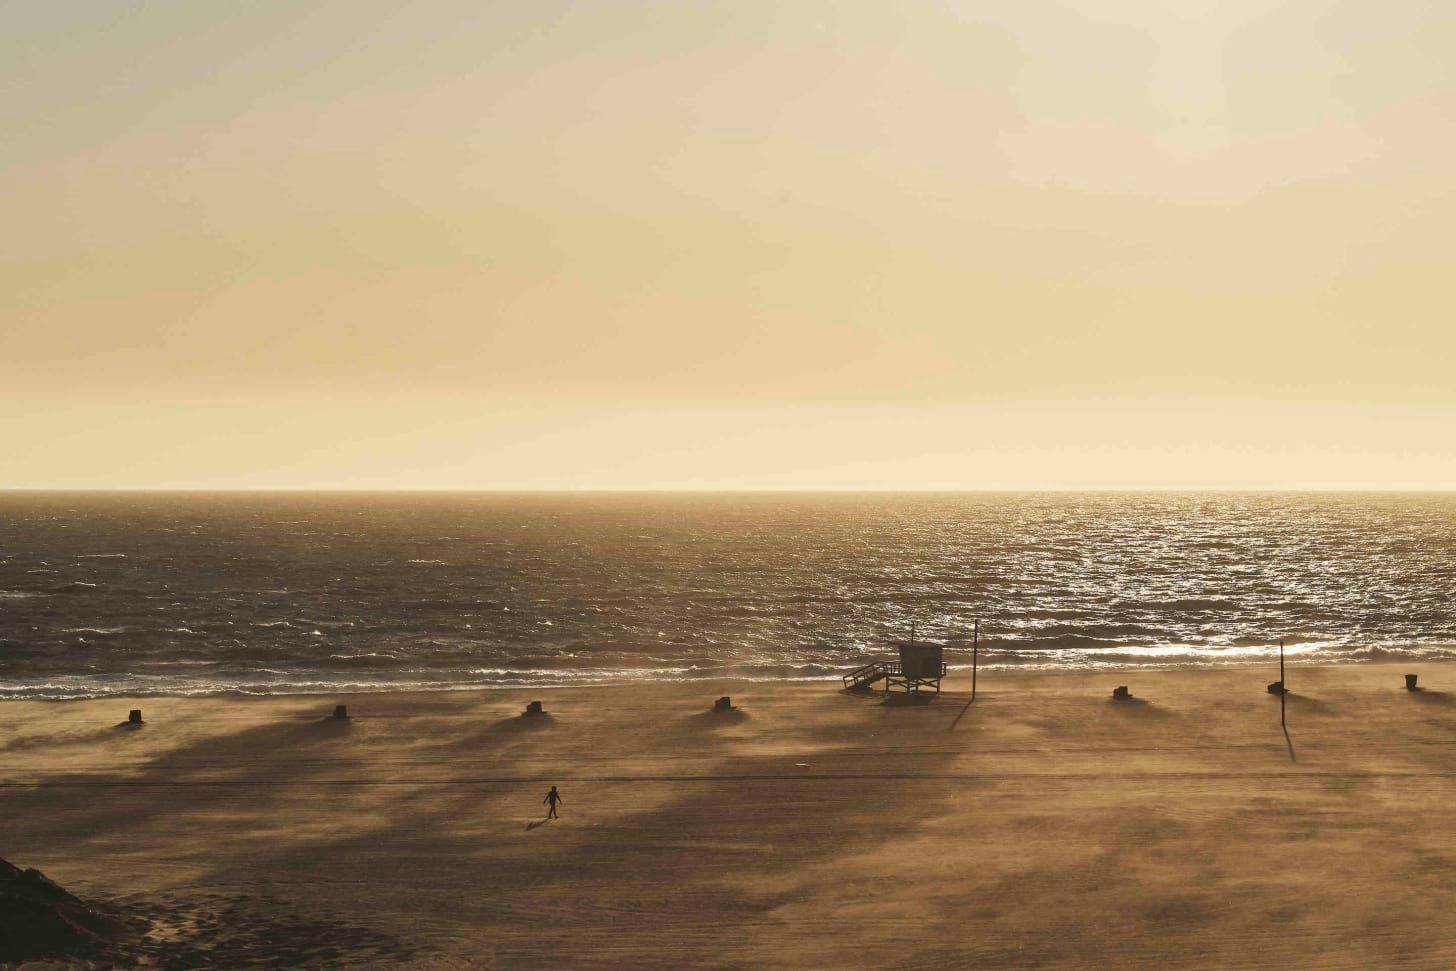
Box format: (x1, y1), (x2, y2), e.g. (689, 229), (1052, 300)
(4, 661), (1456, 968)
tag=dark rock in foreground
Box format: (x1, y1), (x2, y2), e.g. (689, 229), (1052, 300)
(1, 857), (123, 962)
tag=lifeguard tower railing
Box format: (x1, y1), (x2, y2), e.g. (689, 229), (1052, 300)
(842, 644), (947, 693)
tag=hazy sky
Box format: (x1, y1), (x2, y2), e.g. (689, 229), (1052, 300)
(4, 0), (1454, 488)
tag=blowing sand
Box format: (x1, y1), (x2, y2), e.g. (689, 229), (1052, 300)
(4, 661), (1456, 968)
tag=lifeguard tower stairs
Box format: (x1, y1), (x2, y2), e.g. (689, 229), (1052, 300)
(843, 642), (947, 693)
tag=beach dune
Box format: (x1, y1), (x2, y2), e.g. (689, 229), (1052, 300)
(3, 662), (1456, 967)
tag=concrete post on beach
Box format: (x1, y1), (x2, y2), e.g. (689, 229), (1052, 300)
(128, 709), (143, 725)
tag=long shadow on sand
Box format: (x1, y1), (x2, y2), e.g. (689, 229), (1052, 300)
(1272, 692), (1333, 715)
(4, 718), (354, 846)
(681, 708), (751, 730)
(879, 692), (937, 708)
(485, 712), (557, 733)
(1105, 697), (1177, 719)
(453, 696), (972, 964)
(1, 727), (127, 754)
(947, 693), (979, 731)
(6, 688), (991, 967)
(434, 711), (558, 763)
(151, 692), (971, 966)
(1406, 688), (1456, 707)
(0, 716), (414, 966)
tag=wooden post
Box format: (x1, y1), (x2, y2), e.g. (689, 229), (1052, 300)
(896, 623), (914, 695)
(1280, 639), (1286, 728)
(971, 619), (979, 702)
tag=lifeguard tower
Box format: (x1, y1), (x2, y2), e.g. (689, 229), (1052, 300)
(842, 640), (947, 694)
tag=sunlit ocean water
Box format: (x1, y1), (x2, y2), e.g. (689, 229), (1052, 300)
(2, 492), (1455, 700)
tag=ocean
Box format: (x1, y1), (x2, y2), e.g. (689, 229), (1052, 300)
(2, 492), (1454, 700)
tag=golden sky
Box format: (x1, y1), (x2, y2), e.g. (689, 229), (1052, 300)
(4, 1), (1454, 488)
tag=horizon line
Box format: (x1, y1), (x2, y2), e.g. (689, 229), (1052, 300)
(3, 487), (1456, 495)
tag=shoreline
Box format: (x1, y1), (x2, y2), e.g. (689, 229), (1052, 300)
(6, 653), (1456, 704)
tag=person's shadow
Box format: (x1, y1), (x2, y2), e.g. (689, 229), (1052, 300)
(525, 819), (551, 831)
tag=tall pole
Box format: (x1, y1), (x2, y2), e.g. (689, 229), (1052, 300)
(971, 618), (979, 702)
(1280, 638), (1286, 728)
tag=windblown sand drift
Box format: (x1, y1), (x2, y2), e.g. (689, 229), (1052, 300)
(3, 661), (1456, 967)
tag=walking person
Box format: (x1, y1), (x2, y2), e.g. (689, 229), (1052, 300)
(543, 785), (562, 820)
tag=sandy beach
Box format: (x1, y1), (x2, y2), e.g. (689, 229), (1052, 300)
(4, 661), (1456, 968)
